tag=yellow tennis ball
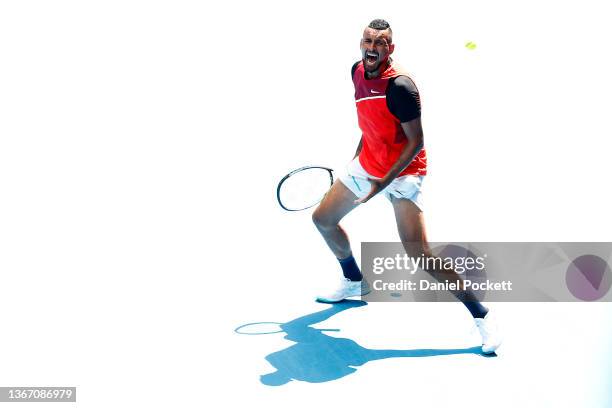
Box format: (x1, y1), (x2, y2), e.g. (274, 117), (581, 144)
(465, 41), (477, 50)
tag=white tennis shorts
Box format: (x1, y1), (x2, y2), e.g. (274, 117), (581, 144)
(338, 157), (425, 211)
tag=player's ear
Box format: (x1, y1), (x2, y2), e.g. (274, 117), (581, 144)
(389, 43), (395, 54)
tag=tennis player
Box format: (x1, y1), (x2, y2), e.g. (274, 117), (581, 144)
(312, 19), (501, 354)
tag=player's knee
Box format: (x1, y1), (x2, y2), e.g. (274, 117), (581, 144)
(312, 209), (336, 230)
(312, 210), (326, 228)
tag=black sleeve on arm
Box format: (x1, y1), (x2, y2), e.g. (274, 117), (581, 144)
(386, 75), (421, 122)
(351, 61), (360, 79)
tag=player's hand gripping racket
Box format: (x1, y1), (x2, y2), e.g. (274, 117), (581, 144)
(276, 166), (334, 211)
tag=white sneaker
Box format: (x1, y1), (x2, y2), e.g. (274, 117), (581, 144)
(474, 311), (502, 354)
(316, 278), (371, 303)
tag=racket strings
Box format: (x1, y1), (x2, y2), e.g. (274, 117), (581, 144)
(278, 167), (333, 211)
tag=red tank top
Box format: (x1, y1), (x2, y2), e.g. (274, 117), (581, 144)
(352, 61), (427, 177)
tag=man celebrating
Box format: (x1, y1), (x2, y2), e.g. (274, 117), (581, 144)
(312, 19), (502, 354)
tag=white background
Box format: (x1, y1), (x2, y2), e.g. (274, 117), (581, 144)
(1, 0), (611, 407)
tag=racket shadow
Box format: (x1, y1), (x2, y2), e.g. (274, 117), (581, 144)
(242, 300), (492, 386)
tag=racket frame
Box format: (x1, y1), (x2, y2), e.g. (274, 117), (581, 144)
(276, 166), (334, 211)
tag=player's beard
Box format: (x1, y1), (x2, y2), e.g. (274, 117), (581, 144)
(361, 49), (389, 78)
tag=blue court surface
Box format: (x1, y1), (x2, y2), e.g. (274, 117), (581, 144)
(221, 275), (612, 407)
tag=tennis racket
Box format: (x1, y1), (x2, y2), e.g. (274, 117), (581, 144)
(276, 166), (334, 211)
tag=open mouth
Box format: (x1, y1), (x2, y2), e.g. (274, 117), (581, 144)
(365, 51), (378, 65)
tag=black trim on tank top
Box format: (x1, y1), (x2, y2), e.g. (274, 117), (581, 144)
(351, 61), (421, 123)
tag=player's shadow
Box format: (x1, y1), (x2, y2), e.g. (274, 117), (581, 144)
(256, 300), (490, 386)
